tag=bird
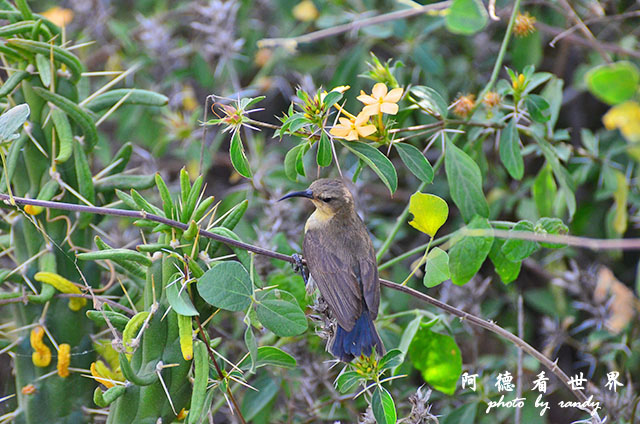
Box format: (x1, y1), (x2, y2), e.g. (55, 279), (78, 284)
(279, 178), (385, 361)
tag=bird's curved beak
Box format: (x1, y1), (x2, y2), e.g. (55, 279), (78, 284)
(278, 189), (313, 201)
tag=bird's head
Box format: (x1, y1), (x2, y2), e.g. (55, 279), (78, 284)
(279, 179), (354, 216)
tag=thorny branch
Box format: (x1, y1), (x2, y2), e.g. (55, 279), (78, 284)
(0, 193), (612, 419)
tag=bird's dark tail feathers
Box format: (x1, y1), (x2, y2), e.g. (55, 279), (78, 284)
(330, 310), (385, 362)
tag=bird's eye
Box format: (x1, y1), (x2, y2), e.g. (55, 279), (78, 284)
(321, 197), (333, 203)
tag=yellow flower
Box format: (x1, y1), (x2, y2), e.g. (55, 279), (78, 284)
(30, 326), (52, 367)
(330, 111), (376, 141)
(176, 408), (188, 420)
(57, 344), (71, 378)
(452, 94), (476, 118)
(603, 101), (640, 143)
(357, 83), (404, 116)
(292, 0), (319, 22)
(513, 12), (537, 37)
(41, 7), (74, 27)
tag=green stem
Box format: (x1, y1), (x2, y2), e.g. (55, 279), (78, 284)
(400, 237), (432, 286)
(477, 0), (523, 101)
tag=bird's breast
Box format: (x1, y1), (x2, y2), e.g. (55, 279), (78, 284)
(304, 208), (335, 232)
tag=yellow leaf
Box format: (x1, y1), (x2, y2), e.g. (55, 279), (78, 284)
(594, 267), (638, 333)
(613, 170), (628, 235)
(408, 192), (449, 237)
(603, 101), (640, 143)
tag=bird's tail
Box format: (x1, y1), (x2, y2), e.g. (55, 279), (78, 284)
(330, 310), (385, 362)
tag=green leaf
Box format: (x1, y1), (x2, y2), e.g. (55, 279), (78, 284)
(541, 76), (564, 129)
(489, 239), (521, 284)
(525, 94), (550, 123)
(378, 349), (404, 371)
(424, 247), (450, 288)
(499, 119), (524, 180)
(445, 138), (489, 223)
(284, 144), (304, 181)
(441, 403), (478, 424)
(532, 164), (557, 217)
(449, 216), (493, 285)
(296, 143), (309, 176)
(166, 276), (199, 316)
(341, 140), (398, 194)
(336, 371), (363, 393)
(409, 324), (462, 395)
(372, 386), (397, 424)
(535, 217), (569, 249)
(197, 261), (253, 311)
(410, 86), (448, 118)
(535, 136), (576, 219)
(35, 53), (51, 87)
(586, 61), (640, 105)
(230, 131), (252, 178)
(255, 289), (308, 337)
(322, 90), (343, 109)
(316, 131), (332, 167)
(408, 192), (448, 237)
(501, 220), (539, 262)
(0, 103), (29, 141)
(238, 346), (297, 371)
(445, 0), (488, 35)
(395, 142), (433, 183)
(244, 325), (258, 373)
(241, 374), (279, 421)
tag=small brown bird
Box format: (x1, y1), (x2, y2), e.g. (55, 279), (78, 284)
(279, 179), (385, 361)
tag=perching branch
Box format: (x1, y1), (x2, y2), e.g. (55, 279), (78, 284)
(0, 193), (610, 417)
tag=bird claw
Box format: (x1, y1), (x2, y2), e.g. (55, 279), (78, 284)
(292, 253), (309, 285)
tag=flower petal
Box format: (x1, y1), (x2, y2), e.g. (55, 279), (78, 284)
(346, 130), (359, 141)
(357, 94), (376, 105)
(357, 124), (377, 137)
(380, 102), (399, 115)
(385, 87), (404, 103)
(362, 104), (380, 116)
(354, 111), (372, 126)
(330, 127), (350, 138)
(338, 117), (353, 126)
(371, 83), (388, 98)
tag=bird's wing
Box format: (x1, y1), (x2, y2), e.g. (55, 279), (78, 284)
(303, 229), (362, 331)
(359, 252), (380, 320)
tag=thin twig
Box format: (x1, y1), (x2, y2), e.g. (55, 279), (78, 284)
(258, 2), (451, 48)
(556, 0), (612, 63)
(515, 295), (523, 424)
(538, 21), (640, 59)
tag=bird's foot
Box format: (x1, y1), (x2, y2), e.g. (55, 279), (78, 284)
(292, 253), (308, 285)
